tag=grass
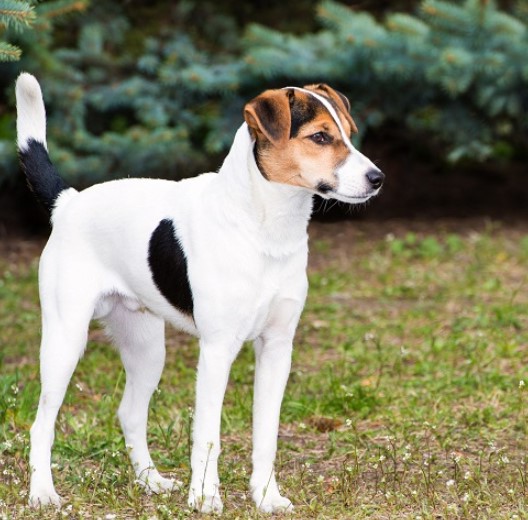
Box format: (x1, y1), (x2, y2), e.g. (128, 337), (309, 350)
(1, 219), (527, 519)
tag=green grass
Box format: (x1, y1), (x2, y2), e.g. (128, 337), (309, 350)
(1, 220), (527, 519)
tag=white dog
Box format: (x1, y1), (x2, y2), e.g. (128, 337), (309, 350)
(16, 73), (383, 513)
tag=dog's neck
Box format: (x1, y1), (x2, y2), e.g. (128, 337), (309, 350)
(216, 123), (313, 256)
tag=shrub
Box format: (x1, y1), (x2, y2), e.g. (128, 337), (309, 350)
(0, 0), (526, 187)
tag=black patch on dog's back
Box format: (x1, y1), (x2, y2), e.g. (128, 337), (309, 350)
(18, 138), (69, 214)
(148, 219), (194, 316)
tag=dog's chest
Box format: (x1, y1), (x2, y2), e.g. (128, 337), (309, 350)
(188, 245), (308, 342)
(237, 260), (290, 339)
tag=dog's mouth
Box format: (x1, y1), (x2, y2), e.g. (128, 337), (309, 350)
(317, 188), (380, 204)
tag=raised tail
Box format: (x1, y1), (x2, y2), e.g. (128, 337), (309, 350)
(16, 73), (73, 215)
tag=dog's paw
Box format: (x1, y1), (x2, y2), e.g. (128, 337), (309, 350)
(188, 489), (224, 514)
(28, 488), (62, 508)
(136, 474), (182, 494)
(254, 490), (293, 514)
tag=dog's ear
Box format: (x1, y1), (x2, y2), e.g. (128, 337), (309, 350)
(244, 89), (293, 145)
(304, 83), (358, 134)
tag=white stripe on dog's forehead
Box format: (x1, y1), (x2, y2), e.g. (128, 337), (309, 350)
(284, 86), (355, 151)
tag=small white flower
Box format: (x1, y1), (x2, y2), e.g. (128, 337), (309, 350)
(105, 514), (117, 520)
(462, 492), (470, 502)
(464, 471), (471, 480)
(379, 455), (386, 462)
(501, 455), (510, 464)
(446, 479), (455, 488)
(519, 380), (525, 389)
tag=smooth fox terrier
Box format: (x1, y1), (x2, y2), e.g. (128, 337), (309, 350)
(16, 73), (384, 513)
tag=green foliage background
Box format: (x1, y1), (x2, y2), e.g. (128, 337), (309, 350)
(0, 0), (527, 187)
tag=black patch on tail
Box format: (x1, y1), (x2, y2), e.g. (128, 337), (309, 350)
(148, 219), (194, 317)
(18, 138), (69, 214)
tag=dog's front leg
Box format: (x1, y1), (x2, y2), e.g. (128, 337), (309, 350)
(251, 335), (294, 512)
(188, 339), (239, 514)
(250, 297), (303, 513)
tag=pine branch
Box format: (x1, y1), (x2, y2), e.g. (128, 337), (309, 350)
(35, 0), (88, 21)
(0, 0), (35, 30)
(386, 13), (430, 39)
(317, 0), (355, 30)
(0, 40), (21, 60)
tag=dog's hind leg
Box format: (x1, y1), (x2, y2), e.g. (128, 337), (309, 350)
(29, 272), (97, 507)
(103, 302), (178, 494)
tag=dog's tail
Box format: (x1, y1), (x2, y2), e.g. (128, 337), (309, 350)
(16, 73), (76, 215)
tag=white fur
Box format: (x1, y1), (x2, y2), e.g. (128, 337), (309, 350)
(16, 73), (48, 151)
(19, 74), (380, 513)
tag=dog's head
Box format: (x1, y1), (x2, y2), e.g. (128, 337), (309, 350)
(244, 84), (384, 203)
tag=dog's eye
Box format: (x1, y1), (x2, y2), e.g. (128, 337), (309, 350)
(310, 132), (332, 145)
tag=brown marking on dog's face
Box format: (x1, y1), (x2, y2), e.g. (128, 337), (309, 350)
(244, 89), (293, 146)
(243, 84), (357, 192)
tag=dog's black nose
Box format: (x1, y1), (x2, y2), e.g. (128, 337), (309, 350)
(366, 168), (384, 189)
